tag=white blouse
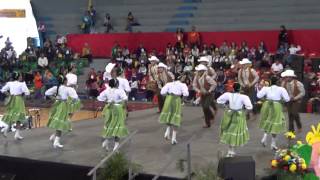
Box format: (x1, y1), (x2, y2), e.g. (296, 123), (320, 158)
(257, 85), (290, 102)
(160, 81), (189, 97)
(118, 77), (131, 93)
(1, 81), (30, 96)
(45, 85), (79, 100)
(217, 92), (253, 110)
(97, 88), (128, 104)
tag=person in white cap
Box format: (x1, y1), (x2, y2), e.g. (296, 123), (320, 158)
(156, 62), (174, 112)
(238, 58), (259, 117)
(146, 56), (159, 93)
(281, 69), (305, 132)
(193, 64), (217, 128)
(257, 76), (290, 150)
(66, 67), (78, 89)
(103, 63), (116, 81)
(159, 75), (189, 145)
(198, 56), (217, 79)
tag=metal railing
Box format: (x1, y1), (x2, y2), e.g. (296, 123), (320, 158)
(152, 135), (195, 180)
(87, 130), (138, 180)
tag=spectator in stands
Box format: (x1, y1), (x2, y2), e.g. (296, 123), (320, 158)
(37, 53), (48, 70)
(125, 12), (140, 32)
(81, 11), (92, 34)
(88, 5), (96, 27)
(82, 43), (92, 63)
(136, 43), (147, 59)
(43, 69), (57, 89)
(38, 21), (46, 46)
(86, 68), (99, 98)
(278, 25), (289, 49)
(271, 59), (284, 76)
(103, 13), (113, 33)
(188, 26), (200, 47)
(33, 71), (43, 98)
(176, 28), (184, 51)
(66, 67), (78, 88)
(111, 42), (120, 59)
(219, 41), (229, 55)
(286, 44), (302, 66)
(129, 77), (138, 101)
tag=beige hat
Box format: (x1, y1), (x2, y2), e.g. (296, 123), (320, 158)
(105, 63), (116, 74)
(281, 69), (296, 77)
(148, 56), (159, 62)
(195, 64), (208, 71)
(158, 62), (168, 69)
(239, 58), (252, 65)
(198, 56), (209, 62)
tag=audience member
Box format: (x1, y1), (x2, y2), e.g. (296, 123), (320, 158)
(82, 43), (93, 63)
(37, 53), (48, 70)
(103, 13), (113, 33)
(188, 26), (200, 47)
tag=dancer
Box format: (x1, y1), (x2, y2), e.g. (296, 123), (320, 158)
(159, 76), (189, 145)
(156, 63), (174, 113)
(198, 56), (217, 79)
(281, 69), (305, 132)
(45, 75), (80, 148)
(193, 64), (217, 128)
(257, 76), (290, 150)
(217, 82), (253, 157)
(97, 78), (129, 151)
(1, 72), (30, 140)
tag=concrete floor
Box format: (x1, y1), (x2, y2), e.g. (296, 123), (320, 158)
(0, 105), (318, 179)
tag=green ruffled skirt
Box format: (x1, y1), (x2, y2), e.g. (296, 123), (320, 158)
(2, 96), (26, 124)
(102, 103), (129, 138)
(159, 95), (182, 127)
(259, 101), (286, 134)
(220, 109), (249, 147)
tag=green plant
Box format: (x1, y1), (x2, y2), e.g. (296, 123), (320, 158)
(98, 152), (142, 180)
(177, 159), (218, 180)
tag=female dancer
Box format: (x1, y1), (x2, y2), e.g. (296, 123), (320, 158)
(97, 78), (129, 151)
(1, 72), (30, 140)
(257, 76), (290, 150)
(45, 75), (80, 148)
(217, 82), (253, 157)
(159, 76), (189, 145)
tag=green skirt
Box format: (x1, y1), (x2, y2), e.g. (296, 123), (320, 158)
(259, 101), (286, 134)
(220, 109), (249, 147)
(47, 100), (71, 132)
(2, 96), (26, 124)
(102, 103), (129, 138)
(159, 95), (182, 127)
(67, 97), (81, 114)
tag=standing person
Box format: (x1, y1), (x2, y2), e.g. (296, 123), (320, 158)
(257, 76), (290, 150)
(198, 56), (217, 79)
(159, 76), (189, 145)
(97, 78), (129, 151)
(281, 70), (305, 132)
(45, 75), (80, 148)
(238, 58), (259, 116)
(1, 72), (30, 140)
(188, 26), (200, 47)
(217, 83), (253, 157)
(193, 64), (217, 128)
(278, 25), (289, 49)
(156, 63), (175, 113)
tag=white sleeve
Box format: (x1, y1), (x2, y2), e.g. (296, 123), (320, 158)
(1, 83), (10, 93)
(119, 89), (128, 101)
(97, 89), (108, 102)
(281, 87), (290, 102)
(257, 87), (267, 99)
(182, 83), (189, 97)
(45, 86), (58, 96)
(124, 80), (131, 93)
(68, 88), (79, 99)
(217, 93), (229, 105)
(243, 95), (253, 110)
(160, 83), (169, 95)
(22, 82), (30, 96)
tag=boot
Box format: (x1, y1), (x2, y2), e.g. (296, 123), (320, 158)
(53, 137), (63, 148)
(226, 146), (236, 157)
(164, 126), (171, 140)
(14, 130), (23, 140)
(1, 125), (8, 137)
(49, 134), (55, 141)
(261, 133), (268, 147)
(102, 139), (109, 151)
(113, 142), (119, 151)
(171, 130), (177, 145)
(271, 137), (278, 150)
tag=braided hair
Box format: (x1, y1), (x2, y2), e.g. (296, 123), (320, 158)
(233, 82), (241, 93)
(56, 75), (66, 97)
(12, 71), (21, 81)
(108, 78), (119, 88)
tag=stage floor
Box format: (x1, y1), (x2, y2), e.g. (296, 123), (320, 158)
(0, 106), (318, 178)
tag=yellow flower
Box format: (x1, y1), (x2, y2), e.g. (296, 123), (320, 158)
(283, 155), (291, 161)
(289, 164), (297, 172)
(271, 160), (278, 167)
(301, 163), (307, 170)
(285, 131), (296, 139)
(296, 141), (302, 145)
(306, 123), (320, 145)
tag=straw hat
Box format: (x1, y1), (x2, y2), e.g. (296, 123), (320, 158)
(281, 69), (296, 77)
(195, 64), (208, 71)
(157, 62), (168, 69)
(239, 58), (252, 65)
(198, 56), (209, 62)
(148, 56), (159, 62)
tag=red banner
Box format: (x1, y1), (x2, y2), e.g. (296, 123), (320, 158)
(67, 29), (320, 58)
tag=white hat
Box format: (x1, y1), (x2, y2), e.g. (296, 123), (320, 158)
(239, 58), (252, 65)
(66, 73), (77, 86)
(198, 56), (209, 63)
(281, 69), (296, 77)
(105, 63), (116, 74)
(148, 56), (159, 62)
(195, 64), (208, 71)
(157, 62), (168, 69)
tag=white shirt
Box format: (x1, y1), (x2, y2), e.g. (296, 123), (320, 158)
(1, 81), (30, 96)
(257, 85), (290, 102)
(117, 77), (131, 93)
(97, 88), (128, 103)
(130, 81), (138, 89)
(217, 92), (253, 110)
(271, 63), (283, 72)
(38, 57), (48, 67)
(45, 85), (79, 100)
(289, 46), (301, 55)
(66, 73), (77, 86)
(160, 81), (189, 97)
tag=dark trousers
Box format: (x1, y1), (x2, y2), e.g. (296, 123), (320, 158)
(200, 93), (217, 127)
(287, 101), (302, 131)
(242, 86), (257, 114)
(157, 90), (165, 112)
